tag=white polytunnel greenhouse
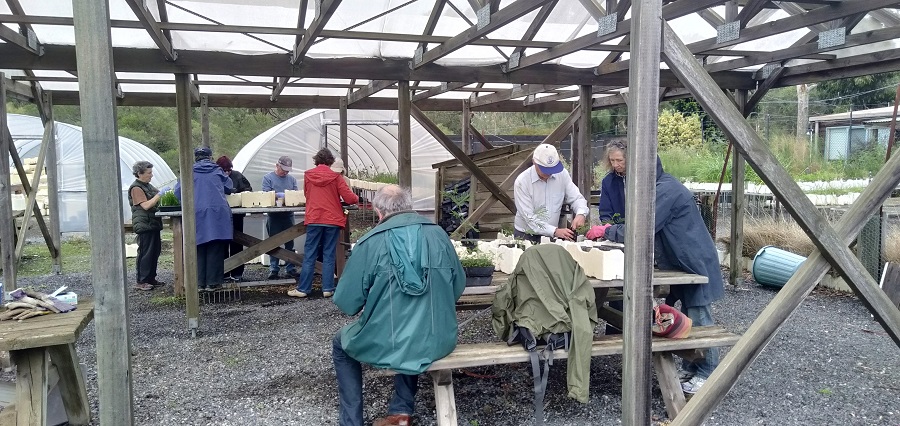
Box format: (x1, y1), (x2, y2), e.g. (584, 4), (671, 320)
(233, 109), (454, 210)
(6, 113), (177, 233)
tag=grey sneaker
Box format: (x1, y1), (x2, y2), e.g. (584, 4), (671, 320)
(287, 289), (308, 298)
(323, 291), (334, 298)
(681, 376), (706, 394)
(679, 370), (694, 383)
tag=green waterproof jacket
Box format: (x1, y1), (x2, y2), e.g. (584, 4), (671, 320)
(491, 244), (598, 403)
(334, 211), (466, 375)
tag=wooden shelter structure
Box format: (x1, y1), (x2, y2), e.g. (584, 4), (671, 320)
(2, 0), (900, 424)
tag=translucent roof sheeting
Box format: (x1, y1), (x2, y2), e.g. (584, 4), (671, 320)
(6, 114), (177, 233)
(233, 109), (453, 210)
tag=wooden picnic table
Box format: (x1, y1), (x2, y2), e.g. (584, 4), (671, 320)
(0, 300), (94, 426)
(157, 206), (355, 294)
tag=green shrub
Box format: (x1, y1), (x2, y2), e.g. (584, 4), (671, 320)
(159, 191), (179, 206)
(658, 110), (702, 149)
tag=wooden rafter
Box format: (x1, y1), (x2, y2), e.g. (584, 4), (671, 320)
(411, 82), (469, 102)
(505, 0), (721, 73)
(412, 0), (552, 69)
(734, 0), (768, 28)
(0, 20), (41, 56)
(778, 47), (900, 86)
(576, 0), (606, 19)
(593, 0), (631, 68)
(471, 84), (567, 107)
(745, 66), (785, 114)
(597, 0), (899, 77)
(346, 80), (396, 105)
(523, 86), (616, 105)
(124, 0), (177, 61)
(291, 0), (341, 64)
(512, 0), (558, 56)
(1, 75), (34, 101)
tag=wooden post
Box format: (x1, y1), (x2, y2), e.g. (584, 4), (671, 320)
(47, 344), (90, 425)
(662, 21), (900, 425)
(42, 92), (62, 274)
(176, 73), (200, 334)
(577, 85), (592, 200)
(0, 76), (16, 296)
(730, 90), (747, 287)
(398, 81), (412, 190)
(623, 0), (661, 424)
(340, 97), (349, 171)
(200, 94), (210, 149)
(462, 99), (472, 155)
(13, 348), (48, 426)
(338, 97), (349, 279)
(14, 123), (50, 261)
(71, 0), (135, 422)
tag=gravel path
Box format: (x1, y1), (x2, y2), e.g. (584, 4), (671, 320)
(9, 266), (899, 426)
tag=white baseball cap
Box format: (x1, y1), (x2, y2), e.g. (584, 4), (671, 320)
(532, 143), (564, 175)
(330, 158), (345, 173)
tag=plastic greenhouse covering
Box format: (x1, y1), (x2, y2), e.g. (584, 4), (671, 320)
(6, 114), (178, 233)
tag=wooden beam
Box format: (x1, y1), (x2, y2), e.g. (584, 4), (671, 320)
(412, 0), (553, 69)
(0, 44), (757, 89)
(452, 106), (581, 234)
(410, 104), (516, 212)
(729, 89), (747, 288)
(14, 122), (49, 262)
(505, 0), (722, 73)
(776, 47), (900, 85)
(200, 94), (210, 148)
(1, 75), (34, 101)
(71, 0), (135, 423)
(347, 80), (395, 105)
(622, 1), (661, 423)
(6, 135), (58, 260)
(745, 66), (785, 114)
(696, 8), (724, 28)
(462, 100), (472, 155)
(706, 24), (900, 73)
(411, 82), (469, 102)
(398, 81), (412, 189)
(576, 0), (606, 19)
(734, 0), (768, 27)
(469, 125), (495, 150)
(292, 0), (342, 64)
(419, 0), (447, 53)
(598, 0), (897, 77)
(40, 93), (61, 274)
(662, 26), (900, 426)
(513, 0), (559, 56)
(524, 85), (616, 105)
(0, 76), (16, 296)
(471, 84), (568, 108)
(575, 86), (592, 200)
(0, 22), (42, 56)
(592, 87), (690, 109)
(124, 0), (177, 61)
(175, 73), (200, 334)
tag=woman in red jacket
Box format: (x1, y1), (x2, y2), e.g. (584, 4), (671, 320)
(289, 148), (359, 298)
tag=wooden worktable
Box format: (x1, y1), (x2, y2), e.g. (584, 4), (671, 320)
(0, 300), (94, 426)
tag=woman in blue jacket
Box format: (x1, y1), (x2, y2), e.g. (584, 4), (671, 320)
(597, 139), (627, 224)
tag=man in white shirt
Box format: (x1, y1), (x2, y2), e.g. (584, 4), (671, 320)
(513, 143), (589, 243)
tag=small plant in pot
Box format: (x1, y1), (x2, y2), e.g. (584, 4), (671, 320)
(460, 250), (494, 287)
(158, 190), (180, 212)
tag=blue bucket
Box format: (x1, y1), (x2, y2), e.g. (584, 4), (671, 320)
(751, 246), (807, 288)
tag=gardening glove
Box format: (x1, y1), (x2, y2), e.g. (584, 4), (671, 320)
(586, 224), (611, 240)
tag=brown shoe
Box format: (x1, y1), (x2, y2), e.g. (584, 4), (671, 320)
(373, 414), (411, 426)
(133, 282), (154, 291)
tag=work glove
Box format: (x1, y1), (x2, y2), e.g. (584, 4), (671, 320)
(586, 224), (611, 240)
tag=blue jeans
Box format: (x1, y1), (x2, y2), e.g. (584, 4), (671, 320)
(681, 304), (720, 379)
(332, 333), (418, 426)
(267, 213), (297, 275)
(297, 225), (340, 293)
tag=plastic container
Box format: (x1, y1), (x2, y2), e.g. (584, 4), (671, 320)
(751, 246), (807, 288)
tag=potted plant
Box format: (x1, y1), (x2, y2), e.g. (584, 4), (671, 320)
(460, 250), (494, 287)
(158, 190), (180, 212)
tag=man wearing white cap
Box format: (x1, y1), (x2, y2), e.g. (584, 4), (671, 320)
(513, 143), (589, 242)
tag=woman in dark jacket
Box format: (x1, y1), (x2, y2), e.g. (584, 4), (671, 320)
(217, 156), (252, 281)
(597, 139), (627, 224)
(128, 161), (166, 291)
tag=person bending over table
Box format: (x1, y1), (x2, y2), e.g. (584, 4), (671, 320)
(513, 143), (589, 244)
(217, 155), (253, 282)
(262, 155), (299, 280)
(288, 148), (358, 299)
(586, 158), (724, 395)
(332, 185), (465, 426)
(128, 161), (167, 291)
(176, 147), (234, 292)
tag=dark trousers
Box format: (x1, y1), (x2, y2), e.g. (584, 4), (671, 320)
(226, 214), (245, 278)
(197, 240), (226, 289)
(266, 213), (297, 274)
(513, 228), (543, 244)
(136, 231), (161, 284)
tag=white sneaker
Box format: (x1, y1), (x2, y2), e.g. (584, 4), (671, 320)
(681, 376), (706, 394)
(287, 289), (308, 298)
(323, 291), (334, 298)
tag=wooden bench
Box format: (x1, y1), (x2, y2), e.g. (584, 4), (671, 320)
(424, 326), (741, 426)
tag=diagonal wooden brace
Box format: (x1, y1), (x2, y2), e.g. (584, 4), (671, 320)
(662, 21), (900, 425)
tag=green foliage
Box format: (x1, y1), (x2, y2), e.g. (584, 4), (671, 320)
(814, 72), (900, 109)
(149, 295), (184, 307)
(349, 226), (372, 242)
(657, 110), (702, 149)
(444, 189), (478, 237)
(600, 213), (623, 225)
(348, 166), (398, 184)
(459, 250), (494, 268)
(159, 191), (179, 207)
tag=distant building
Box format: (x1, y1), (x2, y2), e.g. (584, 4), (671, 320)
(809, 106), (896, 160)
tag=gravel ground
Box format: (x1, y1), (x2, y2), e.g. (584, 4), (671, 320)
(7, 265), (900, 426)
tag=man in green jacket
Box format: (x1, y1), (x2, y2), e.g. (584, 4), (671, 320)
(332, 185), (465, 426)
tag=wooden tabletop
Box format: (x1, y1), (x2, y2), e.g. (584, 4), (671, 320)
(462, 270), (708, 296)
(155, 206), (307, 217)
(0, 300), (95, 351)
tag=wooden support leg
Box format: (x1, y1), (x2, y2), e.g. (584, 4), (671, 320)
(173, 217), (184, 296)
(430, 370), (458, 426)
(653, 352), (686, 420)
(47, 344), (90, 425)
(11, 348), (48, 426)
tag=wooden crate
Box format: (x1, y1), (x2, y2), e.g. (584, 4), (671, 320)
(433, 145), (531, 238)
